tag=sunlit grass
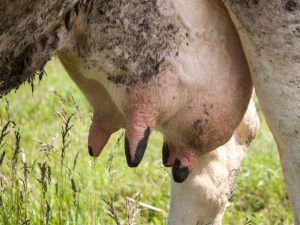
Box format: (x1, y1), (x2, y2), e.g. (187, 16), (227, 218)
(0, 58), (293, 224)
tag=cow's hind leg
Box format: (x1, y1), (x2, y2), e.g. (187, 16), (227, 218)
(222, 1), (300, 222)
(168, 101), (259, 225)
(251, 64), (300, 224)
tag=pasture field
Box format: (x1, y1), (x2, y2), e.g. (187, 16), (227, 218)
(0, 59), (293, 225)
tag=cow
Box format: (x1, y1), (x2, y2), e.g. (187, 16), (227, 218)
(0, 0), (299, 224)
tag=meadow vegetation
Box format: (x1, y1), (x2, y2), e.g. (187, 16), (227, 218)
(0, 58), (293, 224)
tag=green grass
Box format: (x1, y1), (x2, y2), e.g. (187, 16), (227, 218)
(0, 58), (293, 224)
(223, 107), (293, 225)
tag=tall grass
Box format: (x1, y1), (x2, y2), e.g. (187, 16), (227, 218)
(0, 58), (293, 224)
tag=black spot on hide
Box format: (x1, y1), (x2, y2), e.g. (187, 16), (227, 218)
(65, 10), (72, 31)
(285, 0), (297, 12)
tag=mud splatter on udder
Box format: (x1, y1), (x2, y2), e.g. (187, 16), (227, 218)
(75, 0), (186, 86)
